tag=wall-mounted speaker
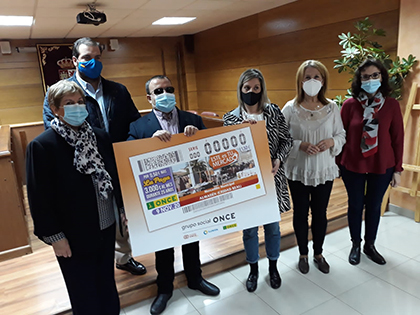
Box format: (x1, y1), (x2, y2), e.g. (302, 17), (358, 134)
(0, 41), (12, 54)
(109, 39), (119, 51)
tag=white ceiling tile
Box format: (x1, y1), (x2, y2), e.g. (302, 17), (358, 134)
(0, 0), (36, 7)
(129, 25), (176, 37)
(139, 0), (197, 11)
(0, 26), (31, 39)
(37, 0), (83, 9)
(34, 8), (82, 18)
(1, 0), (294, 38)
(0, 7), (35, 16)
(182, 0), (235, 11)
(97, 0), (149, 10)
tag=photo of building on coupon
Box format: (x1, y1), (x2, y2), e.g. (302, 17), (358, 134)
(129, 127), (266, 232)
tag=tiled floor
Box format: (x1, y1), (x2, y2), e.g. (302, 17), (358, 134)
(121, 212), (420, 315)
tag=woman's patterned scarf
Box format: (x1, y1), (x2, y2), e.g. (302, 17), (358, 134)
(357, 91), (385, 157)
(51, 118), (113, 199)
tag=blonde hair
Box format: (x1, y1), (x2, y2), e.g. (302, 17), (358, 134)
(237, 69), (270, 112)
(295, 60), (329, 105)
(48, 80), (85, 110)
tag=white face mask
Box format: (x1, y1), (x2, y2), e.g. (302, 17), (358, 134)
(303, 79), (323, 97)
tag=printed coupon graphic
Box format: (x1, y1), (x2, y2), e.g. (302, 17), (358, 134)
(129, 127), (265, 232)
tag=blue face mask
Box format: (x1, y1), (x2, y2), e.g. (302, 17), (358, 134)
(361, 79), (381, 95)
(63, 104), (89, 127)
(155, 93), (176, 113)
(78, 58), (103, 79)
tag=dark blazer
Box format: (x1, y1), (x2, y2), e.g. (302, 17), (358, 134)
(43, 75), (141, 143)
(26, 127), (123, 255)
(127, 107), (206, 140)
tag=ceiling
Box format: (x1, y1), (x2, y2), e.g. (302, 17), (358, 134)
(0, 0), (295, 39)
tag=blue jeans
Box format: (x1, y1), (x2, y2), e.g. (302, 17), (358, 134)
(243, 221), (281, 264)
(341, 166), (394, 242)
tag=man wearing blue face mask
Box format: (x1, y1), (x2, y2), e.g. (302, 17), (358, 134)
(128, 75), (219, 315)
(42, 37), (146, 277)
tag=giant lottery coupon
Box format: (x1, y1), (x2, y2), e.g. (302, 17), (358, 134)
(113, 122), (281, 255)
(129, 127), (265, 232)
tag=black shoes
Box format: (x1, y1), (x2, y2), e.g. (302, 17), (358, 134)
(150, 293), (172, 315)
(349, 241), (361, 265)
(313, 255), (330, 274)
(348, 241), (386, 265)
(246, 273), (258, 292)
(116, 258), (147, 275)
(269, 269), (281, 289)
(188, 279), (220, 296)
(364, 242), (386, 265)
(298, 257), (309, 274)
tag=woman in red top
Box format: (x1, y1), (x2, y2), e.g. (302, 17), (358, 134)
(339, 59), (403, 266)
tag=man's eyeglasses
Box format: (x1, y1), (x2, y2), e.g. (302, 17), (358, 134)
(152, 87), (175, 95)
(361, 72), (381, 81)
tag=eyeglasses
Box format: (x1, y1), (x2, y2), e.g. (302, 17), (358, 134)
(152, 86), (175, 95)
(361, 72), (381, 81)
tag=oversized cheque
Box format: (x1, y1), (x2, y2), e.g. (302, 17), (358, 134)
(113, 122), (281, 256)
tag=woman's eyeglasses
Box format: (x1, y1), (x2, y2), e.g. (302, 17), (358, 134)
(361, 72), (381, 81)
(152, 87), (175, 95)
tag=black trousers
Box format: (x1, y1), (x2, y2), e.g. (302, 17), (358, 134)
(155, 241), (202, 294)
(340, 166), (394, 242)
(288, 180), (334, 256)
(57, 224), (119, 315)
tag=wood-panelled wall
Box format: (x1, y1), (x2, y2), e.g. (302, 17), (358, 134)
(0, 37), (183, 125)
(192, 0), (400, 116)
(390, 0), (420, 212)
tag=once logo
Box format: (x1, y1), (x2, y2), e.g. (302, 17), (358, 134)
(213, 212), (235, 223)
(147, 194), (178, 210)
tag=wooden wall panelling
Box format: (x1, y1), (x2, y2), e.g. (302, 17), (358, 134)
(0, 37), (182, 125)
(258, 0), (399, 39)
(194, 15), (259, 53)
(258, 11), (399, 65)
(0, 126), (31, 261)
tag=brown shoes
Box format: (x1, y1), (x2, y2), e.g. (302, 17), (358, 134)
(313, 255), (330, 274)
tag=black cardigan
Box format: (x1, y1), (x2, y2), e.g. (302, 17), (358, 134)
(26, 127), (123, 255)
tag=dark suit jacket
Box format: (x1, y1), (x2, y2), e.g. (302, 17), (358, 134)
(26, 127), (123, 255)
(127, 108), (206, 140)
(43, 75), (141, 143)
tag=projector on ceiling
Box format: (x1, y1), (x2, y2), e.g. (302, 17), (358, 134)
(76, 4), (107, 26)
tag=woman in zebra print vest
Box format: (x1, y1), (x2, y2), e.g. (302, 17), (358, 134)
(223, 68), (293, 293)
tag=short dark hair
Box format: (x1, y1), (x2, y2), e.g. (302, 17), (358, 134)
(72, 37), (102, 59)
(351, 59), (391, 98)
(145, 75), (171, 94)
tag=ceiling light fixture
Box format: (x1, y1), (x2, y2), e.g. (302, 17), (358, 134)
(152, 17), (196, 26)
(0, 15), (33, 26)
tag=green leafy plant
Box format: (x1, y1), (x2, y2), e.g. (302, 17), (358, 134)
(333, 17), (417, 106)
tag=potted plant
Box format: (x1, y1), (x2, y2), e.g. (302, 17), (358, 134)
(333, 17), (417, 106)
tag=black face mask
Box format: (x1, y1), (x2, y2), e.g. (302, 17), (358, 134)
(241, 91), (262, 106)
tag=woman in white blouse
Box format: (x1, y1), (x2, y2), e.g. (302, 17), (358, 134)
(282, 60), (346, 274)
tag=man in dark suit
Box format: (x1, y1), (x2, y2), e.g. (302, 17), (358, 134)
(43, 37), (146, 276)
(128, 75), (220, 315)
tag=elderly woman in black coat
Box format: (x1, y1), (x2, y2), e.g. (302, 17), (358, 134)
(26, 80), (122, 315)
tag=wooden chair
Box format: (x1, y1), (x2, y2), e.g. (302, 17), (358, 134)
(381, 82), (420, 222)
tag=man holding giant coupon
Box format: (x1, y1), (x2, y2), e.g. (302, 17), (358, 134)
(127, 75), (219, 315)
(116, 75), (283, 315)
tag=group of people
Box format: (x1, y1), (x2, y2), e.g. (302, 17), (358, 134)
(26, 37), (404, 315)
